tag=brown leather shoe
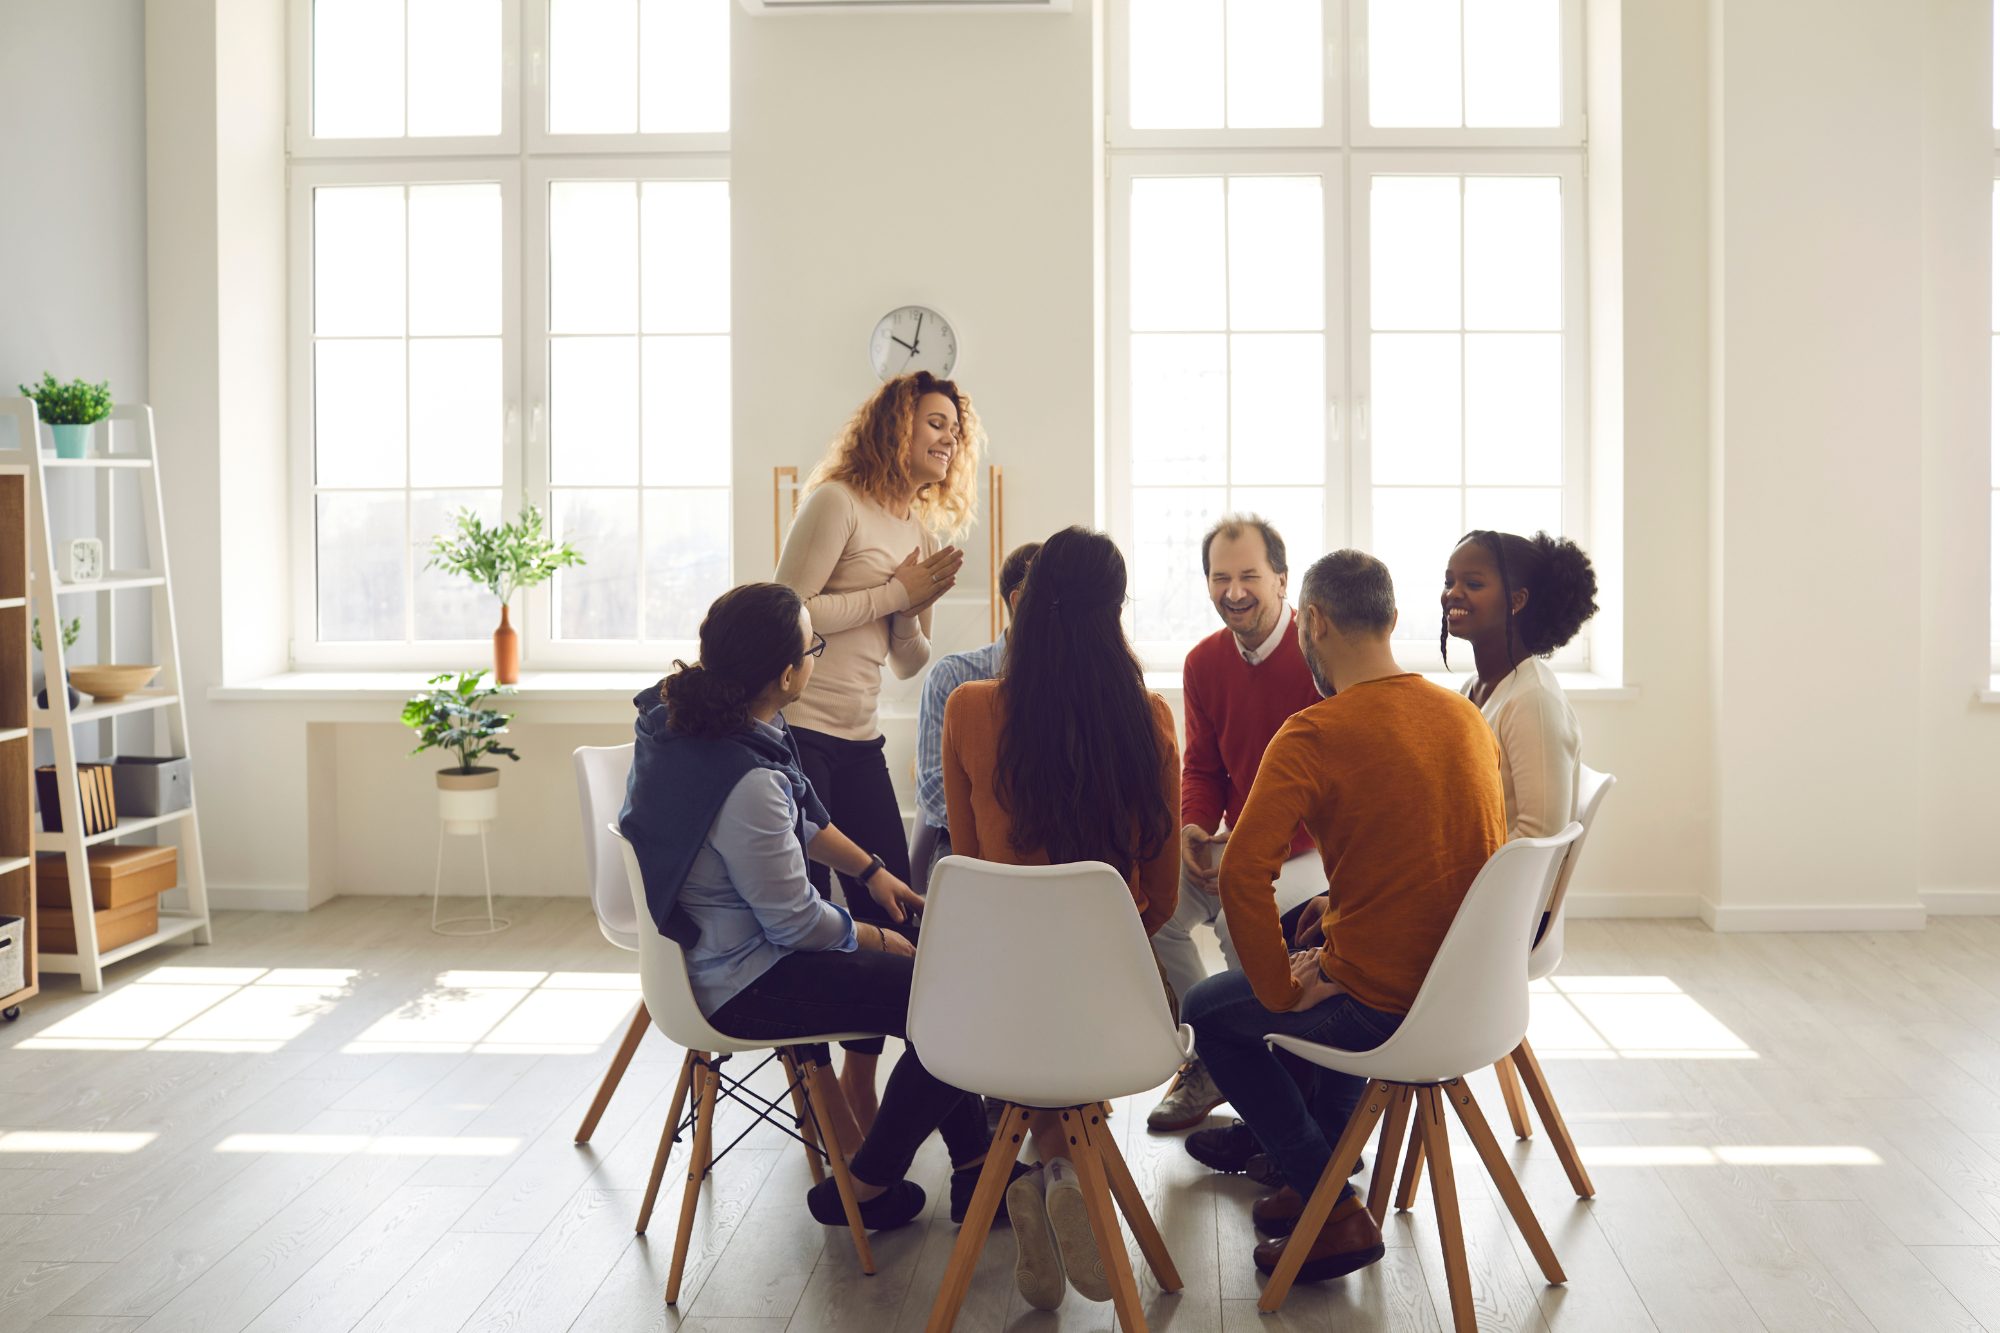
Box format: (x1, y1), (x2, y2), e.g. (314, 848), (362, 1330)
(1253, 1202), (1386, 1282)
(1252, 1186), (1304, 1236)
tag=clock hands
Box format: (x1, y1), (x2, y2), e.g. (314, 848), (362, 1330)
(889, 335), (916, 352)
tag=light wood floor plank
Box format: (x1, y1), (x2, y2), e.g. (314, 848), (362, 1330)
(1780, 1200), (1985, 1332)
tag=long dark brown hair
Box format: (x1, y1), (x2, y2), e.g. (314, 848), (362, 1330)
(996, 527), (1170, 877)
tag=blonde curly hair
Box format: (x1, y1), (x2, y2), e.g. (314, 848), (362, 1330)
(803, 372), (984, 541)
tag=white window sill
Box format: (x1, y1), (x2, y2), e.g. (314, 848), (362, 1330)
(1140, 669), (1640, 702)
(1980, 676), (2000, 704)
(208, 671), (664, 702)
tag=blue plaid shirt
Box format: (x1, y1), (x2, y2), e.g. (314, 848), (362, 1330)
(915, 635), (1006, 830)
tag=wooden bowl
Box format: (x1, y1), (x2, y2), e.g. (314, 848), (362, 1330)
(67, 665), (161, 703)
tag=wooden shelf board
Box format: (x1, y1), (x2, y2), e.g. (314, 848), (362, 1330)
(0, 598), (23, 610)
(31, 572), (166, 595)
(0, 982), (37, 1011)
(33, 690), (177, 726)
(0, 856), (31, 876)
(37, 455), (152, 469)
(37, 912), (204, 972)
(0, 729), (27, 744)
(36, 806), (194, 852)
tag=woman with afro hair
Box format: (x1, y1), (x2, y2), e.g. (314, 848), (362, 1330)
(1439, 530), (1599, 840)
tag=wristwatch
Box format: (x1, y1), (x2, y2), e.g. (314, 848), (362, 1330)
(858, 853), (886, 887)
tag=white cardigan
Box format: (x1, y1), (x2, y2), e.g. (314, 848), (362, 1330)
(1460, 657), (1580, 840)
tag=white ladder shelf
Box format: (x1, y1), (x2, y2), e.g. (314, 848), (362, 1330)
(1, 399), (211, 991)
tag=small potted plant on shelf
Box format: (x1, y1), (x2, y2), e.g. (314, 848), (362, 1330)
(18, 373), (113, 459)
(32, 617), (82, 708)
(425, 504), (585, 685)
(401, 669), (520, 833)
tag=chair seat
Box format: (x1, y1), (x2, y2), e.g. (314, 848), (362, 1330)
(1266, 1029), (1521, 1087)
(657, 1025), (882, 1057)
(946, 1024), (1197, 1109)
(598, 919), (640, 952)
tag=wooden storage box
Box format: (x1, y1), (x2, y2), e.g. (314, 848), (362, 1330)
(39, 896), (157, 955)
(36, 845), (178, 910)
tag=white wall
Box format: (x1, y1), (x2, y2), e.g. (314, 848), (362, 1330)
(21, 0), (1997, 920)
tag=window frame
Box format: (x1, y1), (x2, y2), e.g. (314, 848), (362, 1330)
(1346, 0), (1587, 149)
(286, 0), (525, 159)
(287, 159), (526, 667)
(521, 154), (734, 670)
(1107, 0), (1343, 151)
(1107, 151), (1348, 668)
(1348, 151), (1591, 671)
(521, 0), (732, 157)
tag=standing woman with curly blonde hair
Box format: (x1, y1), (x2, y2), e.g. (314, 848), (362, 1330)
(775, 370), (983, 1125)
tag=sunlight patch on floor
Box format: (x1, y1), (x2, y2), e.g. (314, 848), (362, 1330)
(342, 969), (640, 1055)
(0, 1130), (158, 1153)
(1529, 976), (1757, 1059)
(1580, 1145), (1882, 1166)
(214, 1133), (522, 1156)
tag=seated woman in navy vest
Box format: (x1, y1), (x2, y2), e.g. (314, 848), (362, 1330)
(620, 581), (1018, 1229)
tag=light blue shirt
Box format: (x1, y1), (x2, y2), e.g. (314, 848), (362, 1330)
(915, 635), (1007, 830)
(677, 719), (858, 1015)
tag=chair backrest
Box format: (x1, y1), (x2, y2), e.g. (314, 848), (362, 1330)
(610, 826), (761, 1053)
(908, 856), (1194, 1108)
(1526, 765), (1615, 981)
(574, 745), (639, 950)
(1355, 824), (1581, 1082)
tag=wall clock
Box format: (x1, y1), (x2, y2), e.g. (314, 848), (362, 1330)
(868, 305), (959, 381)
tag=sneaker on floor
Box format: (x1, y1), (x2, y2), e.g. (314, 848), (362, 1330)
(1006, 1166), (1066, 1310)
(951, 1158), (1034, 1226)
(805, 1176), (927, 1232)
(1044, 1160), (1110, 1302)
(1184, 1118), (1261, 1174)
(1145, 1058), (1225, 1132)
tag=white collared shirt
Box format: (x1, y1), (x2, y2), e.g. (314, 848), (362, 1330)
(1238, 604), (1292, 666)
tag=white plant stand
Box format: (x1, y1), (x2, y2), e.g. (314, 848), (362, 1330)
(1, 400), (211, 992)
(432, 774), (508, 936)
(432, 821), (509, 936)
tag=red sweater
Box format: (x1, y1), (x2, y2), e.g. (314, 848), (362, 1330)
(1181, 613), (1322, 859)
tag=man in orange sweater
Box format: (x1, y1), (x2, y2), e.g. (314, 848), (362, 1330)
(1182, 550), (1505, 1284)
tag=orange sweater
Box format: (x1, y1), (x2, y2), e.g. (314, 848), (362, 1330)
(941, 680), (1181, 935)
(1218, 674), (1505, 1015)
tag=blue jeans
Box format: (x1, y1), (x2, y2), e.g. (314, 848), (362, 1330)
(1183, 969), (1404, 1201)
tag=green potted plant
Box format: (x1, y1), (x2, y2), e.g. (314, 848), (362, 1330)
(425, 503), (585, 684)
(401, 669), (520, 832)
(19, 373), (113, 459)
(31, 616), (82, 708)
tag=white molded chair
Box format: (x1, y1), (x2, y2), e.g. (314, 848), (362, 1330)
(570, 744), (648, 1144)
(612, 827), (884, 1303)
(1257, 824), (1582, 1331)
(1489, 764), (1617, 1199)
(912, 856), (1194, 1333)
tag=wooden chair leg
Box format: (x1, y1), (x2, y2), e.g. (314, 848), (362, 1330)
(1415, 1086), (1475, 1333)
(803, 1057), (875, 1276)
(778, 1049), (825, 1186)
(1070, 1110), (1150, 1333)
(1510, 1038), (1595, 1198)
(1394, 1111), (1426, 1211)
(1367, 1083), (1416, 1223)
(926, 1104), (1030, 1333)
(636, 1048), (700, 1233)
(575, 1001), (651, 1143)
(1441, 1078), (1565, 1284)
(664, 1059), (718, 1304)
(1091, 1104), (1182, 1292)
(1256, 1079), (1394, 1312)
(1495, 1053), (1532, 1140)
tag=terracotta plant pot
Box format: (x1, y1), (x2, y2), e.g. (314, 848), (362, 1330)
(493, 605), (519, 684)
(437, 767), (499, 834)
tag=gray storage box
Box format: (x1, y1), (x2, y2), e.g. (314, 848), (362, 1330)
(0, 915), (22, 995)
(110, 755), (191, 817)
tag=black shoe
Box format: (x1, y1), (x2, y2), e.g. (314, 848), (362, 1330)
(806, 1177), (926, 1231)
(1185, 1118), (1261, 1173)
(950, 1158), (1034, 1225)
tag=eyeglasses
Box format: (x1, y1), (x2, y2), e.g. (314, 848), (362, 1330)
(805, 632), (828, 659)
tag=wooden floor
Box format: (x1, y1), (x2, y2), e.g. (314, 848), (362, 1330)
(3, 898), (2000, 1332)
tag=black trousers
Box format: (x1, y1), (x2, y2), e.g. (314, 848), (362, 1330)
(708, 947), (988, 1186)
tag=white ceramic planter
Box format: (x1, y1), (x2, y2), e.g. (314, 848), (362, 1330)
(437, 767), (499, 834)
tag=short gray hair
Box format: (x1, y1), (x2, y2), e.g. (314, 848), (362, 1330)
(1299, 550), (1396, 635)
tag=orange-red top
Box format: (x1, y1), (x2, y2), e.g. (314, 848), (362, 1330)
(941, 680), (1181, 935)
(1219, 674), (1505, 1014)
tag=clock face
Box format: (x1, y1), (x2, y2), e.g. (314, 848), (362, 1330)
(868, 305), (959, 382)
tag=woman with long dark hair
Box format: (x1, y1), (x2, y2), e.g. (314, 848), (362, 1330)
(940, 526), (1180, 1310)
(620, 582), (1004, 1232)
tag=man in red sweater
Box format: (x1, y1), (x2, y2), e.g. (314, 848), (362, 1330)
(1147, 515), (1327, 1132)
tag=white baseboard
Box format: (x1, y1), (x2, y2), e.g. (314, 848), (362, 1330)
(1563, 893), (1703, 919)
(1699, 900), (1928, 932)
(207, 884), (316, 912)
(1919, 888), (2000, 916)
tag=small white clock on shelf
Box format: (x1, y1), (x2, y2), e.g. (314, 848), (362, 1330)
(868, 305), (959, 382)
(66, 538), (103, 583)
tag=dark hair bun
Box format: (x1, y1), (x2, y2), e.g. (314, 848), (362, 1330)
(657, 582), (807, 738)
(1519, 532), (1598, 655)
(662, 660), (753, 738)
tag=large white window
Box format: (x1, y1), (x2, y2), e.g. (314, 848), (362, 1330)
(288, 0), (730, 667)
(1110, 0), (1588, 670)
